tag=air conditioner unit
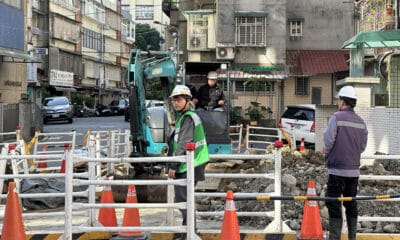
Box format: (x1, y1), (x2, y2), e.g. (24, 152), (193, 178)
(188, 35), (207, 50)
(216, 47), (235, 60)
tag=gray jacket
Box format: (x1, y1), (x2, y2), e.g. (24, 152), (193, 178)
(324, 108), (368, 177)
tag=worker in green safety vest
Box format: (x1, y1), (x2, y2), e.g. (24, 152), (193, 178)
(168, 85), (209, 239)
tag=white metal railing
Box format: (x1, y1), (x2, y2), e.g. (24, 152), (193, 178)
(64, 143), (197, 239)
(229, 124), (243, 154)
(32, 131), (76, 172)
(0, 130), (20, 148)
(246, 125), (281, 153)
(3, 132), (400, 237)
(358, 154), (400, 223)
(196, 149), (293, 234)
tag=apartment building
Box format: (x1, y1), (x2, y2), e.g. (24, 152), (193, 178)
(24, 0), (132, 107)
(122, 0), (170, 50)
(171, 0), (355, 122)
(0, 1), (41, 103)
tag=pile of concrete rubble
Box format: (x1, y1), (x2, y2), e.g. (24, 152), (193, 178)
(197, 146), (400, 233)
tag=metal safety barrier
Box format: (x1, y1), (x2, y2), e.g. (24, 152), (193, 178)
(32, 131), (76, 173)
(195, 148), (293, 234)
(245, 125), (281, 153)
(2, 127), (399, 237)
(229, 124), (243, 154)
(64, 142), (197, 239)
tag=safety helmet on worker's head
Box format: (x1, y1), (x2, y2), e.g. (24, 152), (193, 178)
(336, 86), (357, 100)
(170, 85), (192, 98)
(207, 71), (218, 80)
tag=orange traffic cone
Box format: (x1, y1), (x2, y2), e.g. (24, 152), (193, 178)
(300, 180), (323, 239)
(98, 178), (117, 227)
(299, 138), (305, 152)
(60, 143), (70, 173)
(1, 182), (26, 240)
(37, 144), (47, 168)
(112, 185), (147, 239)
(220, 190), (240, 240)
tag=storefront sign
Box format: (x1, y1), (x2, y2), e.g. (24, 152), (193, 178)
(50, 69), (73, 87)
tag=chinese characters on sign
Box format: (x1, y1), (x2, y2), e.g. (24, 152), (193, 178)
(50, 69), (73, 87)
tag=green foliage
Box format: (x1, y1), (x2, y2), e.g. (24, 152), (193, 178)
(135, 24), (164, 51)
(145, 81), (163, 100)
(245, 101), (269, 121)
(230, 106), (243, 125)
(244, 77), (265, 93)
(84, 96), (95, 108)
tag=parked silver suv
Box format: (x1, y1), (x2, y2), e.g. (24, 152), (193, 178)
(42, 96), (73, 124)
(278, 104), (315, 147)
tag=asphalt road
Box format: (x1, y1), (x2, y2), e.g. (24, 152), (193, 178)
(43, 115), (130, 147)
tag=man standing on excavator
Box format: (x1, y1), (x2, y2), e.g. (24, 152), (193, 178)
(193, 71), (225, 110)
(167, 85), (209, 239)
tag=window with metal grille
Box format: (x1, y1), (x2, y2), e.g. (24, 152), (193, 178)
(82, 28), (103, 52)
(295, 77), (309, 95)
(136, 5), (154, 20)
(289, 20), (303, 37)
(235, 16), (266, 46)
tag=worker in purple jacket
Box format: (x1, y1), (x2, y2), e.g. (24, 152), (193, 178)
(323, 85), (368, 240)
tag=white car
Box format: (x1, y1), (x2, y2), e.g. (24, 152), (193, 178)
(278, 104), (315, 147)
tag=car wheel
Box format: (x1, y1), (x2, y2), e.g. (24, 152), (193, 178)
(68, 118), (73, 124)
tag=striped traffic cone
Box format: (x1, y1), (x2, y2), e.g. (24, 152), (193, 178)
(98, 178), (117, 227)
(299, 138), (305, 152)
(1, 182), (26, 240)
(37, 144), (47, 168)
(220, 190), (240, 240)
(300, 180), (323, 239)
(112, 185), (147, 239)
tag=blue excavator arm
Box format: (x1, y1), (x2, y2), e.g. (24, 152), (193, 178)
(126, 49), (176, 158)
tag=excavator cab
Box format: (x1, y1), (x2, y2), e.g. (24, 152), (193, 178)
(183, 61), (232, 154)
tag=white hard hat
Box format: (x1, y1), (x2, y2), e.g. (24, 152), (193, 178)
(207, 71), (218, 80)
(337, 86), (357, 99)
(170, 85), (192, 98)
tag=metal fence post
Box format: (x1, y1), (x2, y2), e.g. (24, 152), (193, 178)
(185, 142), (196, 239)
(64, 151), (73, 239)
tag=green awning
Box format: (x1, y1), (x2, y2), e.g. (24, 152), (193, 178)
(342, 29), (400, 49)
(0, 49), (42, 63)
(232, 65), (285, 72)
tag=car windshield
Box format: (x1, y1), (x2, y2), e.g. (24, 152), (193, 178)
(44, 98), (69, 106)
(282, 108), (314, 121)
(119, 99), (126, 105)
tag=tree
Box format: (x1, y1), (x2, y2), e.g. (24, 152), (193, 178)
(135, 24), (164, 51)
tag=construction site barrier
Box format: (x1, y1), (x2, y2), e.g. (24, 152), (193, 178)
(63, 142), (197, 239)
(0, 129), (21, 148)
(2, 129), (400, 238)
(196, 147), (293, 234)
(229, 124), (243, 154)
(234, 194), (400, 202)
(32, 130), (76, 172)
(245, 125), (281, 153)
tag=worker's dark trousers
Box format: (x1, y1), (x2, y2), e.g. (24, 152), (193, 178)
(175, 180), (198, 227)
(326, 174), (359, 240)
